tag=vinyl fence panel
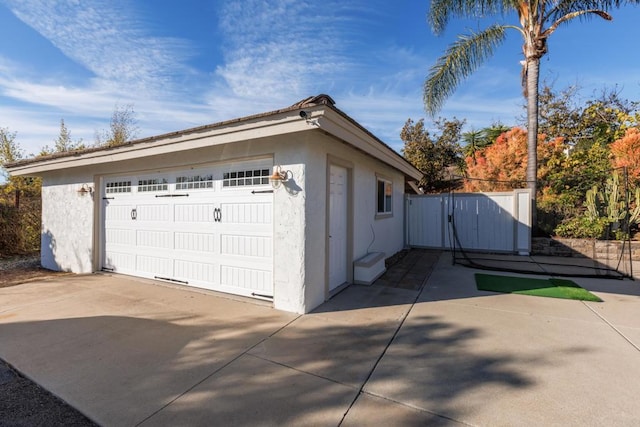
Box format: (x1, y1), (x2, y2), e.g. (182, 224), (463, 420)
(406, 190), (531, 254)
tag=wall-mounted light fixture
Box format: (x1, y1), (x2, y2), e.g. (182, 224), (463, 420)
(77, 183), (94, 196)
(269, 165), (291, 189)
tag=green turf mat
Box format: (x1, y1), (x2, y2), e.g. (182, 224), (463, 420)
(475, 274), (602, 302)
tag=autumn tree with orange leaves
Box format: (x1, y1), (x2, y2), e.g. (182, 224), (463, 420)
(610, 127), (640, 185)
(464, 127), (565, 193)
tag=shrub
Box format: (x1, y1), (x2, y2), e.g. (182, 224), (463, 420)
(554, 217), (609, 239)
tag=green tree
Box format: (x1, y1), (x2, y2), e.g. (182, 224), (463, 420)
(536, 84), (639, 148)
(401, 117), (464, 192)
(0, 127), (40, 196)
(547, 141), (611, 207)
(423, 0), (635, 232)
(96, 104), (139, 147)
(0, 127), (22, 184)
(0, 128), (41, 254)
(577, 89), (640, 149)
(462, 129), (486, 159)
(483, 123), (511, 146)
(462, 123), (511, 164)
(536, 84), (582, 144)
(41, 119), (85, 155)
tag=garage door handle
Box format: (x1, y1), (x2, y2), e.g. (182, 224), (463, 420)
(131, 208), (137, 220)
(214, 208), (222, 222)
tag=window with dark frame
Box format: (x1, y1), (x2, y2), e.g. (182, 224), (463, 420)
(138, 178), (168, 192)
(222, 168), (270, 187)
(105, 181), (132, 193)
(176, 174), (214, 190)
(377, 178), (392, 215)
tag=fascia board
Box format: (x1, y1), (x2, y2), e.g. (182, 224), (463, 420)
(8, 113), (311, 176)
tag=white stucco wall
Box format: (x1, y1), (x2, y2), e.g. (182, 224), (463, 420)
(301, 132), (407, 311)
(305, 132), (406, 258)
(40, 173), (95, 273)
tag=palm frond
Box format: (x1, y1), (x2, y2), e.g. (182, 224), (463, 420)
(424, 25), (507, 116)
(428, 0), (513, 34)
(543, 9), (612, 37)
(551, 0), (640, 19)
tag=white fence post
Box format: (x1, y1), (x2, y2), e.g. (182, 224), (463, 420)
(515, 189), (532, 255)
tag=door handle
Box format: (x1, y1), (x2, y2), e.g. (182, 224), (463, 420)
(213, 208), (222, 222)
(131, 208), (137, 220)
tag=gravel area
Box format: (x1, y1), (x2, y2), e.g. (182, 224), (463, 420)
(0, 360), (97, 427)
(0, 255), (97, 426)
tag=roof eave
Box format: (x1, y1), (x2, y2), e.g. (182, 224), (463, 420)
(6, 95), (421, 182)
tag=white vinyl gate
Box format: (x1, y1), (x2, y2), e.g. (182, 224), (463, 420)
(101, 159), (274, 299)
(406, 190), (531, 254)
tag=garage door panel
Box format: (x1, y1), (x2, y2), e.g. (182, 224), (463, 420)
(174, 204), (216, 223)
(174, 232), (216, 253)
(105, 204), (135, 221)
(136, 230), (172, 249)
(221, 202), (272, 224)
(136, 255), (172, 277)
(220, 265), (272, 294)
(104, 251), (136, 272)
(220, 234), (272, 258)
(174, 259), (216, 284)
(136, 204), (171, 221)
(105, 228), (136, 246)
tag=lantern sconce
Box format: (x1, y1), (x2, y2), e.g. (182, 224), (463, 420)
(269, 165), (291, 189)
(77, 183), (94, 196)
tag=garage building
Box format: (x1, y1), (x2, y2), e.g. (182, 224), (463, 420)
(6, 95), (422, 313)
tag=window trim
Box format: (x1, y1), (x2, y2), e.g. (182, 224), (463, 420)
(375, 175), (393, 218)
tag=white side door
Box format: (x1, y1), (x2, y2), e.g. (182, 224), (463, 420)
(329, 165), (348, 291)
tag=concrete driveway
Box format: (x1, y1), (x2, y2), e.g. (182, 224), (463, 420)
(1, 251), (640, 426)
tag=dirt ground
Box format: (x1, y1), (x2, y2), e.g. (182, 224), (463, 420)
(0, 255), (97, 426)
(0, 254), (69, 288)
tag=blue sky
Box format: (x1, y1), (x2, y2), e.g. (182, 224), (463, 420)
(1, 0), (639, 158)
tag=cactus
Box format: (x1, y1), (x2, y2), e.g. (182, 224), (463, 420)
(585, 185), (600, 221)
(582, 171), (639, 235)
(603, 173), (626, 224)
(629, 187), (640, 225)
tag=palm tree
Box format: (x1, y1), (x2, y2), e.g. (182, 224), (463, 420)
(424, 0), (636, 232)
(462, 129), (485, 159)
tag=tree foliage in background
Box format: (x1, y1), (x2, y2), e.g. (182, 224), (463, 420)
(578, 90), (640, 149)
(537, 84), (640, 148)
(95, 104), (139, 147)
(536, 84), (582, 145)
(0, 127), (22, 178)
(463, 127), (565, 192)
(40, 119), (85, 156)
(520, 84), (640, 234)
(462, 123), (511, 159)
(401, 117), (464, 192)
(0, 127), (40, 197)
(611, 128), (640, 186)
(0, 128), (41, 255)
(423, 0), (636, 234)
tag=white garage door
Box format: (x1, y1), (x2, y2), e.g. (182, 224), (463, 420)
(101, 159), (274, 299)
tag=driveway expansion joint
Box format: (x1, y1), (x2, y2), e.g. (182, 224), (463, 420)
(582, 301), (640, 352)
(337, 251), (440, 426)
(134, 314), (302, 427)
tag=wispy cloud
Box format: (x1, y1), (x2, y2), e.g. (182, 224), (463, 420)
(2, 0), (193, 96)
(212, 0), (372, 103)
